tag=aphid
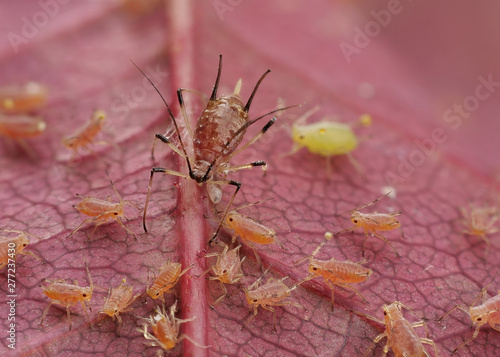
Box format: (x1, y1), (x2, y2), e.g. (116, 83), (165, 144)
(140, 300), (208, 350)
(335, 192), (402, 257)
(39, 261), (94, 330)
(218, 200), (284, 268)
(147, 260), (193, 301)
(461, 204), (499, 260)
(68, 171), (140, 240)
(0, 82), (48, 113)
(0, 114), (46, 156)
(100, 279), (139, 323)
(198, 244), (246, 307)
(137, 55), (293, 236)
(244, 269), (306, 329)
(62, 109), (108, 159)
(356, 301), (439, 357)
(0, 229), (44, 269)
(438, 286), (500, 353)
(286, 106), (371, 176)
(296, 232), (372, 310)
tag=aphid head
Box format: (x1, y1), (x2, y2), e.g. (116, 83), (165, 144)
(81, 287), (93, 302)
(191, 160), (212, 183)
(291, 124), (308, 145)
(350, 211), (362, 226)
(147, 288), (161, 300)
(308, 260), (322, 276)
(63, 136), (79, 149)
(470, 309), (488, 327)
(382, 302), (402, 320)
(225, 212), (237, 227)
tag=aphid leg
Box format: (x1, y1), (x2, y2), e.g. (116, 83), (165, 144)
(39, 301), (54, 328)
(246, 240), (263, 272)
(370, 231), (401, 257)
(211, 282), (228, 308)
(356, 191), (393, 211)
(325, 280), (337, 311)
(208, 180), (241, 246)
(114, 218), (138, 240)
(336, 283), (369, 305)
(223, 160), (267, 175)
(177, 333), (211, 349)
(65, 305), (73, 330)
(420, 338), (440, 357)
(363, 331), (388, 357)
(151, 133), (187, 161)
(143, 167), (192, 232)
(68, 217), (101, 238)
(346, 152), (365, 176)
(436, 304), (469, 323)
(453, 325), (482, 354)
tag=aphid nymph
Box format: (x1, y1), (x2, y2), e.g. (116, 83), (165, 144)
(100, 278), (140, 324)
(296, 232), (372, 310)
(0, 82), (48, 114)
(0, 229), (44, 269)
(335, 192), (402, 257)
(461, 203), (499, 260)
(147, 260), (193, 301)
(68, 170), (140, 240)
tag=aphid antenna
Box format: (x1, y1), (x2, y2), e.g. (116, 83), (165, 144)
(243, 68), (271, 113)
(231, 198), (274, 212)
(354, 191), (393, 211)
(0, 228), (42, 241)
(131, 60), (193, 175)
(293, 105), (321, 126)
(294, 234), (331, 265)
(246, 264), (273, 292)
(104, 169), (142, 212)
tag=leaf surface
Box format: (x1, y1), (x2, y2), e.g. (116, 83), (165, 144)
(1, 1), (500, 356)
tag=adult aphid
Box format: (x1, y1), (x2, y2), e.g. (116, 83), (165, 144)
(0, 114), (46, 156)
(136, 55), (294, 238)
(438, 285), (500, 354)
(39, 260), (94, 330)
(139, 300), (209, 351)
(198, 244), (246, 307)
(461, 203), (499, 261)
(100, 278), (140, 323)
(68, 170), (140, 240)
(0, 229), (44, 269)
(244, 268), (307, 329)
(335, 192), (402, 257)
(295, 232), (372, 310)
(219, 200), (284, 268)
(0, 82), (48, 114)
(285, 106), (371, 176)
(62, 109), (110, 159)
(355, 301), (439, 357)
(147, 260), (193, 301)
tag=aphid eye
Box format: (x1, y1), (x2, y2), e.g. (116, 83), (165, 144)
(353, 220), (358, 224)
(253, 299), (258, 303)
(82, 293), (87, 297)
(23, 243), (28, 247)
(299, 135), (305, 140)
(155, 292), (160, 296)
(114, 212), (118, 215)
(114, 309), (118, 313)
(383, 311), (387, 316)
(312, 267), (318, 271)
(222, 269), (228, 274)
(477, 317), (482, 321)
(229, 218), (233, 222)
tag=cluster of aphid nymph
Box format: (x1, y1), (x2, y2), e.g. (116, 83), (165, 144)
(4, 54), (500, 356)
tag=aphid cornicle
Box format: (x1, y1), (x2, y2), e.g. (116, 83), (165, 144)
(0, 229), (44, 269)
(460, 204), (499, 260)
(356, 301), (439, 357)
(100, 279), (139, 323)
(335, 192), (402, 257)
(147, 260), (193, 301)
(286, 106), (371, 176)
(137, 55), (293, 239)
(39, 261), (94, 330)
(62, 109), (108, 159)
(0, 82), (48, 114)
(244, 269), (306, 329)
(438, 286), (500, 353)
(296, 232), (372, 310)
(68, 171), (140, 240)
(140, 300), (208, 351)
(198, 244), (246, 307)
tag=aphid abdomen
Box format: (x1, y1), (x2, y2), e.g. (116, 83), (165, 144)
(43, 284), (87, 305)
(361, 213), (400, 232)
(75, 199), (121, 218)
(231, 215), (275, 245)
(389, 319), (426, 357)
(320, 260), (371, 284)
(193, 95), (247, 171)
(0, 115), (46, 138)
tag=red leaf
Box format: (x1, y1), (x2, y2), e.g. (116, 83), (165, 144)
(1, 1), (499, 356)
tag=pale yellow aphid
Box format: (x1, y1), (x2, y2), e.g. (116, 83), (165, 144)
(68, 171), (140, 240)
(438, 286), (500, 353)
(39, 261), (94, 330)
(0, 82), (48, 114)
(139, 301), (209, 351)
(296, 232), (372, 310)
(147, 260), (193, 301)
(0, 229), (44, 269)
(335, 192), (402, 257)
(199, 244), (246, 307)
(287, 106), (371, 176)
(62, 110), (109, 159)
(461, 203), (499, 260)
(244, 268), (306, 329)
(0, 114), (46, 157)
(357, 301), (440, 357)
(100, 279), (140, 323)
